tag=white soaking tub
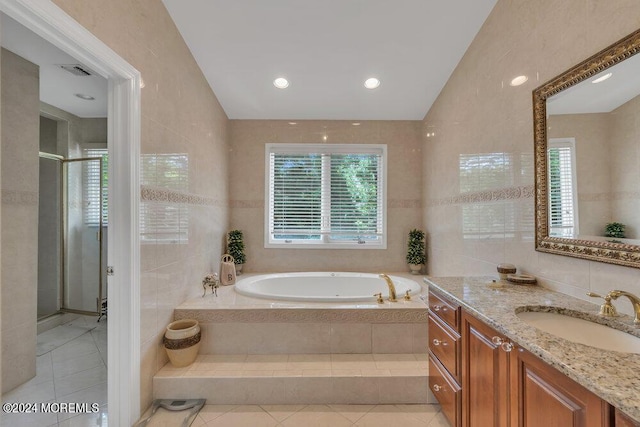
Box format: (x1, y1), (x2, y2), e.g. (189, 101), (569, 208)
(233, 272), (421, 302)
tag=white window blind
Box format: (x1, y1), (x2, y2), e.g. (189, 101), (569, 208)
(548, 139), (578, 237)
(140, 153), (189, 243)
(266, 144), (386, 248)
(83, 148), (108, 226)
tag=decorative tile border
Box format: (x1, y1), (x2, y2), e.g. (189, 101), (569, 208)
(141, 185), (226, 207)
(426, 185), (534, 207)
(175, 308), (428, 323)
(1, 189), (38, 206)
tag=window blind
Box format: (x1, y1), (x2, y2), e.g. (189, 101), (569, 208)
(548, 139), (578, 237)
(266, 144), (386, 248)
(140, 153), (190, 243)
(83, 148), (108, 226)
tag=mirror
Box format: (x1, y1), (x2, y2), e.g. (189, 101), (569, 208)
(534, 28), (640, 268)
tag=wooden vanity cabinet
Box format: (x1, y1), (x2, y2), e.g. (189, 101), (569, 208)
(462, 311), (611, 427)
(461, 311), (510, 427)
(428, 288), (462, 426)
(615, 409), (640, 427)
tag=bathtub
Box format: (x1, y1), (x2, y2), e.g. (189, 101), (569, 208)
(233, 272), (421, 302)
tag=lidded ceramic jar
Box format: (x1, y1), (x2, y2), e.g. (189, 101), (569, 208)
(496, 263), (517, 280)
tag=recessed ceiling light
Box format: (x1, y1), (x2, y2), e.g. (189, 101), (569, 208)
(364, 78), (380, 89)
(74, 93), (95, 100)
(509, 75), (528, 86)
(352, 122), (361, 126)
(592, 72), (612, 84)
(273, 77), (289, 89)
(288, 122), (297, 125)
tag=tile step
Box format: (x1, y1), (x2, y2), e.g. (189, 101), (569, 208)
(153, 353), (435, 405)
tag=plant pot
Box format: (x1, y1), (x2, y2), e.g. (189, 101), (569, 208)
(163, 319), (201, 367)
(235, 263), (243, 275)
(408, 264), (423, 275)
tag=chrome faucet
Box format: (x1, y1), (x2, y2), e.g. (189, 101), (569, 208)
(608, 290), (640, 324)
(379, 273), (397, 302)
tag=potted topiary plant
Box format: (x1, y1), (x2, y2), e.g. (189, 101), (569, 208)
(605, 222), (626, 239)
(227, 230), (246, 274)
(406, 229), (426, 275)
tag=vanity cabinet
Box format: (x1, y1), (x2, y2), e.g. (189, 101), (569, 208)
(427, 285), (627, 427)
(462, 312), (611, 427)
(428, 288), (462, 426)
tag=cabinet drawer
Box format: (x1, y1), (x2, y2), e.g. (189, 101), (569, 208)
(429, 353), (461, 427)
(615, 409), (640, 427)
(428, 288), (460, 331)
(428, 312), (460, 380)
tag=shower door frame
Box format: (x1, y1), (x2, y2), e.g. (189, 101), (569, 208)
(1, 0), (143, 424)
(60, 156), (105, 316)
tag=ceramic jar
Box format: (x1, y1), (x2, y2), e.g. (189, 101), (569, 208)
(163, 319), (201, 367)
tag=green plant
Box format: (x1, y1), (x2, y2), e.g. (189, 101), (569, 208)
(406, 229), (426, 265)
(605, 222), (626, 239)
(227, 230), (246, 264)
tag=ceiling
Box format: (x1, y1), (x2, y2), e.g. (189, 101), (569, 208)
(547, 53), (640, 115)
(162, 0), (498, 120)
(1, 13), (107, 118)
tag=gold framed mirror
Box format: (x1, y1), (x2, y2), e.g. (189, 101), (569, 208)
(534, 28), (640, 268)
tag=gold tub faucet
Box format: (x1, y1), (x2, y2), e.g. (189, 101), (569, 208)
(379, 273), (397, 302)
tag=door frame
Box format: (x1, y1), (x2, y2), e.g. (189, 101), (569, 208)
(0, 0), (142, 424)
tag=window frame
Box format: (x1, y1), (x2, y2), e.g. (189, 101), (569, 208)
(264, 143), (387, 249)
(547, 137), (580, 237)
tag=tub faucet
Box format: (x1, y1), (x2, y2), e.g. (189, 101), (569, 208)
(607, 290), (640, 324)
(379, 273), (397, 302)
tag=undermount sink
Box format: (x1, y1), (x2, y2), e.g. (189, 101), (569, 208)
(516, 310), (640, 354)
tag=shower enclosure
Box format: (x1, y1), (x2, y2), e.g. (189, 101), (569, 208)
(38, 152), (106, 319)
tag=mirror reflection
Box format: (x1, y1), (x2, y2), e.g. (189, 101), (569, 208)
(534, 28), (640, 268)
(546, 53), (640, 245)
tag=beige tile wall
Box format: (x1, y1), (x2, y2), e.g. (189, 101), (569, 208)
(229, 120), (423, 273)
(51, 0), (231, 410)
(1, 49), (39, 393)
(422, 0), (640, 315)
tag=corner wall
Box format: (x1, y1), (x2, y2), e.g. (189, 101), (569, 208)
(51, 0), (231, 410)
(422, 0), (640, 313)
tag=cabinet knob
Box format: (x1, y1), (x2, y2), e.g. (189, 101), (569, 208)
(432, 338), (448, 346)
(492, 336), (514, 352)
(432, 384), (442, 392)
(501, 342), (514, 352)
(491, 336), (504, 345)
(432, 304), (442, 311)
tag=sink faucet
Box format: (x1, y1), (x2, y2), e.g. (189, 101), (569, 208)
(607, 290), (640, 324)
(379, 273), (397, 302)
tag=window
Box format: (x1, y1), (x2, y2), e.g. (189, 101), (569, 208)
(548, 138), (579, 237)
(83, 147), (108, 226)
(265, 143), (386, 248)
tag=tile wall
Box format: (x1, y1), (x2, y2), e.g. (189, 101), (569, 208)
(51, 0), (231, 410)
(0, 48), (39, 393)
(229, 120), (423, 273)
(422, 0), (640, 314)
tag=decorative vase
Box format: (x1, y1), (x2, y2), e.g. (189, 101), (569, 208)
(408, 263), (423, 275)
(163, 319), (201, 367)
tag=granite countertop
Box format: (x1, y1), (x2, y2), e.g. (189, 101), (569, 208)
(424, 276), (640, 423)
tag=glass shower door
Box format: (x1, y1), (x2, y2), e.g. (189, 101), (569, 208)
(61, 157), (104, 314)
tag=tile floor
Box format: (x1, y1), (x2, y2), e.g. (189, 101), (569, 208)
(1, 316), (108, 427)
(141, 403), (449, 426)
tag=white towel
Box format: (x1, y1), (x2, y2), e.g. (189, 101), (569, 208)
(220, 254), (236, 286)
